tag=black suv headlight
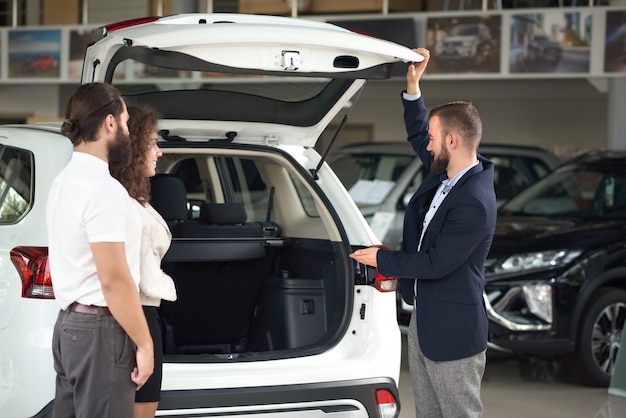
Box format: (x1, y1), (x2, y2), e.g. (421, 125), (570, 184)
(489, 249), (582, 276)
(484, 249), (582, 331)
(485, 283), (553, 331)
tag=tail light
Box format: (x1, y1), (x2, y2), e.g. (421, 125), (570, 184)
(353, 245), (397, 292)
(374, 268), (397, 293)
(10, 246), (54, 299)
(375, 389), (398, 418)
(96, 16), (160, 40)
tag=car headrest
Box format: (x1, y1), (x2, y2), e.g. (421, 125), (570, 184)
(199, 203), (247, 225)
(150, 174), (188, 222)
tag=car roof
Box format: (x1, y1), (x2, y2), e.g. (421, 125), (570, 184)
(564, 150), (626, 165)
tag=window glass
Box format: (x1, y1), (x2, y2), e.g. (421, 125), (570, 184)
(0, 144), (33, 224)
(168, 153), (319, 221)
(330, 153), (414, 205)
(486, 155), (554, 201)
(224, 156), (319, 220)
(291, 173), (319, 217)
(501, 162), (626, 219)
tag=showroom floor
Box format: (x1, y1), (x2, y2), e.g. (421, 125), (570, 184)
(397, 333), (626, 418)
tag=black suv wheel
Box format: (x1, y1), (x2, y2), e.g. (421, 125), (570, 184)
(568, 287), (626, 387)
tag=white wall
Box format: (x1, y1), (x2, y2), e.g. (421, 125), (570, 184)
(345, 77), (608, 159)
(0, 85), (61, 121)
(0, 78), (610, 159)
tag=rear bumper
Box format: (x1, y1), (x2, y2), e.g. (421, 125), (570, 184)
(157, 377), (400, 417)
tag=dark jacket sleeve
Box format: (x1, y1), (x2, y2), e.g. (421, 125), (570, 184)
(402, 93), (433, 170)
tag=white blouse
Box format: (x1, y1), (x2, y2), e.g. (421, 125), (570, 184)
(134, 199), (177, 307)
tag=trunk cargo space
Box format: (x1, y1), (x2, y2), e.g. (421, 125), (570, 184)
(159, 236), (348, 358)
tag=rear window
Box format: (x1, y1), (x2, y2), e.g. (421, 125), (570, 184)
(112, 62), (332, 102)
(0, 144), (34, 224)
(487, 155), (554, 201)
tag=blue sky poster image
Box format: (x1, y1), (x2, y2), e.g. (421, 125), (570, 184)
(8, 29), (61, 78)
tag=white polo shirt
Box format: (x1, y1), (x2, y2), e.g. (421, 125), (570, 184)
(46, 152), (142, 310)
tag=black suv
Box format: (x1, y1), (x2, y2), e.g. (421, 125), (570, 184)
(486, 151), (626, 387)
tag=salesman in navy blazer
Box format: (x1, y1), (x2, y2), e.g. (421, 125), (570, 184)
(350, 48), (496, 418)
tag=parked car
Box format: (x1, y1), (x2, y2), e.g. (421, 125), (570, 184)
(23, 54), (57, 73)
(0, 13), (425, 418)
(485, 151), (626, 387)
(525, 34), (563, 62)
(434, 23), (497, 68)
(328, 141), (561, 251)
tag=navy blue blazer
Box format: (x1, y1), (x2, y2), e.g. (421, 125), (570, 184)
(376, 95), (497, 362)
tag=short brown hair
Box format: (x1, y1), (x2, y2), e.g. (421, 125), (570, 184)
(61, 83), (124, 145)
(429, 101), (482, 150)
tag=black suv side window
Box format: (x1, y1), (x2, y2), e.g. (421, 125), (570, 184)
(0, 144), (33, 223)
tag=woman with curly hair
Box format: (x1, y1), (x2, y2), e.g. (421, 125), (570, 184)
(110, 104), (177, 418)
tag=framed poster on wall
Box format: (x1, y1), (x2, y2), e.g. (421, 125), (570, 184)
(425, 14), (502, 75)
(604, 10), (626, 74)
(8, 28), (61, 79)
(509, 10), (592, 74)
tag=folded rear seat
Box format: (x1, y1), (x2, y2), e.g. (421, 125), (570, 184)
(158, 202), (284, 354)
(163, 202), (282, 262)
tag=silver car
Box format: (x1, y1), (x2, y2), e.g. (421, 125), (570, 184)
(328, 141), (562, 251)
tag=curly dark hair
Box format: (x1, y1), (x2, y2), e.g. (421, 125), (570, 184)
(110, 104), (162, 206)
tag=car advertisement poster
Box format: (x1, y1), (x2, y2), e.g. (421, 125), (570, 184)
(604, 10), (626, 74)
(510, 11), (592, 74)
(426, 15), (501, 74)
(8, 29), (61, 79)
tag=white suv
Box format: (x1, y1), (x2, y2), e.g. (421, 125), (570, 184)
(0, 14), (423, 418)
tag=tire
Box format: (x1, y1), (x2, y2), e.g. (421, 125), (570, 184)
(567, 287), (626, 387)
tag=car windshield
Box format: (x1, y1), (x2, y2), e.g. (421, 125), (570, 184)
(330, 152), (415, 205)
(500, 160), (626, 219)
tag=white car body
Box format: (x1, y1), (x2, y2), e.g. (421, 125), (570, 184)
(0, 13), (424, 418)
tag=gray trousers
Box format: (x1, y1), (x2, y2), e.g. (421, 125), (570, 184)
(52, 308), (136, 418)
(408, 309), (485, 418)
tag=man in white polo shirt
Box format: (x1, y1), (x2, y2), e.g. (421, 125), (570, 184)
(46, 82), (154, 418)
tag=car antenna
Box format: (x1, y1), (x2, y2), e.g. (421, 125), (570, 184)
(310, 84), (365, 180)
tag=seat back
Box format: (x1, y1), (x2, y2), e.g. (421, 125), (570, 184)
(160, 202), (283, 354)
(174, 202), (279, 238)
(150, 174), (188, 230)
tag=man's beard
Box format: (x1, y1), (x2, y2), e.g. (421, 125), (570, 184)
(430, 145), (450, 175)
(108, 125), (132, 168)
